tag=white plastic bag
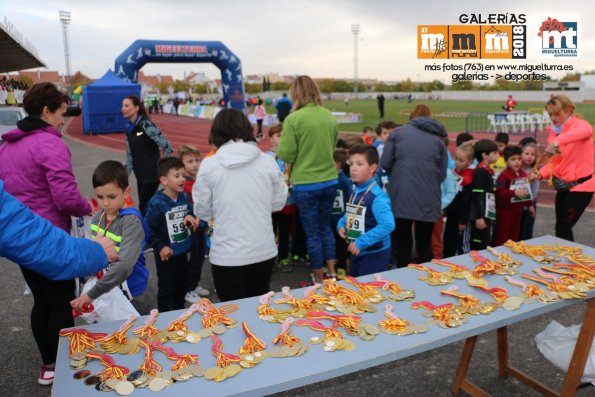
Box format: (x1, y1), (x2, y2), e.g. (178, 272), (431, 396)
(71, 215), (92, 239)
(535, 320), (595, 382)
(78, 277), (139, 324)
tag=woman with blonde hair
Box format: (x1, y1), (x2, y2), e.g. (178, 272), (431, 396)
(277, 76), (339, 283)
(530, 95), (594, 241)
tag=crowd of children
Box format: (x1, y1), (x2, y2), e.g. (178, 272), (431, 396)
(78, 115), (542, 314)
(264, 121), (542, 282)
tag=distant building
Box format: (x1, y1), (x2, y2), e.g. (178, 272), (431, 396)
(138, 71), (174, 95)
(17, 70), (67, 91)
(185, 72), (219, 92)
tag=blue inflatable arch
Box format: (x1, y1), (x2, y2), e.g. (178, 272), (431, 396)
(115, 40), (245, 111)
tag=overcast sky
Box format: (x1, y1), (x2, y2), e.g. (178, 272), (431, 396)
(1, 0), (593, 82)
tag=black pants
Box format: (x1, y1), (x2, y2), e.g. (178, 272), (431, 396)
(155, 252), (189, 312)
(394, 218), (435, 268)
(470, 219), (493, 250)
(211, 258), (275, 302)
(272, 212), (292, 260)
(187, 227), (206, 292)
(332, 218), (348, 270)
(138, 182), (159, 216)
(20, 267), (75, 365)
(292, 212), (308, 257)
(555, 191), (593, 242)
(443, 213), (463, 258)
(378, 105), (384, 118)
(256, 119), (264, 136)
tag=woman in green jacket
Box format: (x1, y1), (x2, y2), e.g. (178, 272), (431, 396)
(277, 76), (339, 283)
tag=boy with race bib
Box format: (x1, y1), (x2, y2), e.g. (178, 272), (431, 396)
(144, 157), (199, 311)
(337, 145), (394, 277)
(469, 140), (499, 250)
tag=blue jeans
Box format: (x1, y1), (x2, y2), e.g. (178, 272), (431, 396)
(349, 248), (391, 277)
(293, 185), (337, 270)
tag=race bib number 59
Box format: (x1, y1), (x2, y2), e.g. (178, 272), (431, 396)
(166, 206), (189, 243)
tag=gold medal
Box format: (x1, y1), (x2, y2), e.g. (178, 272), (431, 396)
(227, 364), (242, 377)
(186, 364), (207, 377)
(502, 296), (523, 311)
(114, 380), (135, 396)
(269, 346), (285, 358)
(308, 336), (323, 345)
(204, 367), (223, 380)
(185, 331), (202, 344)
(212, 323), (227, 335)
(213, 367), (228, 382)
(198, 328), (213, 338)
(148, 377), (169, 392)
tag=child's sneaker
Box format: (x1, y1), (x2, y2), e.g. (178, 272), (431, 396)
(337, 268), (347, 280)
(277, 259), (293, 273)
(194, 285), (210, 297)
(185, 291), (200, 304)
(38, 366), (54, 385)
(323, 273), (337, 281)
(291, 255), (310, 267)
(23, 283), (32, 296)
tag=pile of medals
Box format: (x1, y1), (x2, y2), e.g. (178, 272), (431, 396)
(61, 241), (593, 394)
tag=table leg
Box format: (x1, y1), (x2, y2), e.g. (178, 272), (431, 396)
(559, 298), (595, 397)
(497, 327), (509, 378)
(452, 299), (594, 397)
(452, 335), (491, 396)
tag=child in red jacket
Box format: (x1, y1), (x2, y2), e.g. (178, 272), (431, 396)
(494, 145), (535, 246)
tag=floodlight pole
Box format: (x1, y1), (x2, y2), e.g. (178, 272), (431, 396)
(352, 24), (360, 94)
(59, 10), (72, 83)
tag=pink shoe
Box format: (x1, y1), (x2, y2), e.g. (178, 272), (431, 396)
(38, 366), (54, 385)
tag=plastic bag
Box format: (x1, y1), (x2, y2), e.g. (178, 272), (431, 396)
(78, 277), (139, 324)
(71, 215), (92, 239)
(535, 320), (595, 382)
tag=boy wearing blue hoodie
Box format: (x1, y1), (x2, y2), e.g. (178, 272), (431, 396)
(337, 145), (395, 277)
(145, 157), (199, 311)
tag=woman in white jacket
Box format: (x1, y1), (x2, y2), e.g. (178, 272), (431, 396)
(193, 109), (288, 301)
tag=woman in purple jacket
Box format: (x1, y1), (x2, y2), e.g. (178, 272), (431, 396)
(0, 83), (92, 386)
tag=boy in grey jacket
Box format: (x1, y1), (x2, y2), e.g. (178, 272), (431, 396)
(70, 161), (150, 315)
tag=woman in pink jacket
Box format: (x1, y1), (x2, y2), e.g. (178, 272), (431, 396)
(0, 83), (91, 385)
(531, 95), (594, 241)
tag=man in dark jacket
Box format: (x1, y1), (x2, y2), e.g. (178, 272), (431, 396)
(377, 93), (385, 118)
(380, 116), (448, 267)
(275, 93), (293, 122)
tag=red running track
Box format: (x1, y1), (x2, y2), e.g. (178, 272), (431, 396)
(63, 113), (593, 210)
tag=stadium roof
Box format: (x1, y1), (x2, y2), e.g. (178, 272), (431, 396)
(0, 20), (46, 73)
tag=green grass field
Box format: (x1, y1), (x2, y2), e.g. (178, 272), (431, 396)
(267, 99), (595, 133)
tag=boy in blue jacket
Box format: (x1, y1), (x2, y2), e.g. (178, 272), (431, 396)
(337, 145), (395, 277)
(145, 157), (199, 311)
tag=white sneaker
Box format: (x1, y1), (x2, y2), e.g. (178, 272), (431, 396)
(185, 291), (200, 304)
(24, 284), (32, 296)
(195, 285), (210, 297)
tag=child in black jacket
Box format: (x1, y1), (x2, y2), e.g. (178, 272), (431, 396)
(469, 140), (499, 250)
